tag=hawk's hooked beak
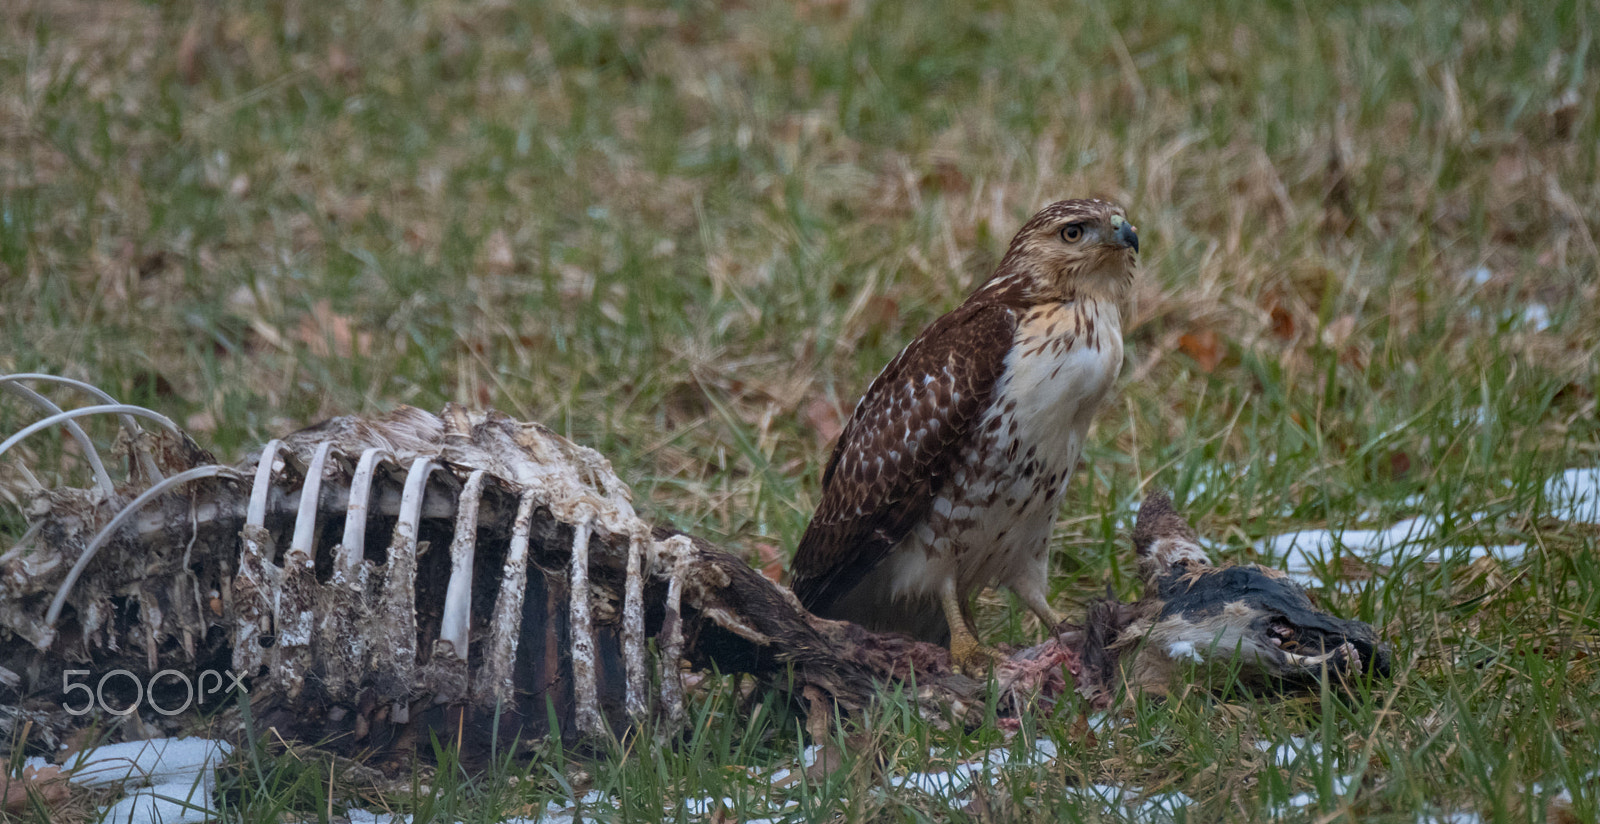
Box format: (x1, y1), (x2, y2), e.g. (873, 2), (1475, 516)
(1110, 214), (1139, 254)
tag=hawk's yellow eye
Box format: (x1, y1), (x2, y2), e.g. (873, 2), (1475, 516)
(1060, 224), (1084, 243)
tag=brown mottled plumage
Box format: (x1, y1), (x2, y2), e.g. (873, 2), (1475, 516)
(790, 199), (1139, 670)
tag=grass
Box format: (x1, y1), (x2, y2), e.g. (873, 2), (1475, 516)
(1, 0), (1598, 820)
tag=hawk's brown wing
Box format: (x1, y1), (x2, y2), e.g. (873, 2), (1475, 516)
(790, 300), (1017, 616)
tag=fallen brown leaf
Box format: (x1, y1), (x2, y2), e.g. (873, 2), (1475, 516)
(296, 299), (373, 359)
(1178, 328), (1224, 372)
(752, 542), (786, 584)
(802, 397), (845, 445)
(176, 18), (203, 86)
(2, 765), (70, 814)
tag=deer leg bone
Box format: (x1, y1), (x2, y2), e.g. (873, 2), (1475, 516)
(0, 380), (116, 495)
(45, 464), (245, 631)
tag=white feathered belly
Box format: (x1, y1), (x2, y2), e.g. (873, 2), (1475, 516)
(884, 303), (1123, 601)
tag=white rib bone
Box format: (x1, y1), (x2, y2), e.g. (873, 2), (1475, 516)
(333, 447), (390, 590)
(623, 531), (647, 720)
(44, 464), (244, 627)
(0, 374), (141, 434)
(659, 567), (686, 735)
(477, 489), (535, 707)
(0, 381), (116, 495)
(245, 440), (285, 533)
(286, 443), (335, 574)
(438, 470), (486, 660)
(1, 374), (165, 481)
(234, 440), (286, 675)
(275, 441), (333, 696)
(0, 520), (44, 567)
(7, 460), (42, 492)
(317, 447), (389, 701)
(373, 457), (436, 700)
(568, 517), (602, 736)
(0, 405), (182, 470)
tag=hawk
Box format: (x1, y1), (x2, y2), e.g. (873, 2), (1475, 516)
(790, 198), (1139, 671)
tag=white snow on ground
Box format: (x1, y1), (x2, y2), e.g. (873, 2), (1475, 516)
(64, 738), (232, 789)
(1546, 467), (1600, 524)
(1255, 467), (1600, 585)
(46, 737), (233, 824)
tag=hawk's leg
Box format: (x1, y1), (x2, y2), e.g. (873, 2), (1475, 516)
(1011, 576), (1064, 631)
(940, 579), (1003, 675)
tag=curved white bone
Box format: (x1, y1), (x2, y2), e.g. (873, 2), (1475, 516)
(438, 469), (486, 660)
(234, 440), (286, 675)
(373, 457), (439, 700)
(658, 565), (686, 735)
(278, 442), (334, 651)
(0, 381), (116, 495)
(0, 405), (182, 471)
(0, 376), (169, 481)
(0, 374), (140, 435)
(478, 489), (536, 706)
(45, 464), (244, 626)
(334, 447), (391, 589)
(568, 517), (602, 736)
(623, 532), (647, 720)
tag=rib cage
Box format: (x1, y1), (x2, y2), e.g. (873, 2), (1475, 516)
(0, 374), (698, 753)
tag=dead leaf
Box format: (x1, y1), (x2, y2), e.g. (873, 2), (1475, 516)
(801, 398), (845, 445)
(1177, 328), (1224, 372)
(296, 299), (373, 359)
(1321, 315), (1356, 349)
(752, 542), (786, 584)
(176, 18), (203, 86)
(2, 765), (70, 813)
(1268, 302), (1296, 341)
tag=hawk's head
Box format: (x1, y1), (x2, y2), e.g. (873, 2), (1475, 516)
(986, 198), (1139, 304)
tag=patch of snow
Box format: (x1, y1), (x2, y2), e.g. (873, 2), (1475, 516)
(1063, 783), (1193, 823)
(683, 796), (736, 817)
(890, 769), (966, 795)
(1255, 736), (1323, 767)
(98, 778), (218, 824)
(1520, 303), (1551, 330)
(67, 737), (232, 788)
(1546, 468), (1600, 524)
(346, 812), (410, 824)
